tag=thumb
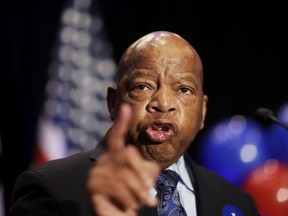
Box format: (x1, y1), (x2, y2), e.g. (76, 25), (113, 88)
(106, 103), (132, 152)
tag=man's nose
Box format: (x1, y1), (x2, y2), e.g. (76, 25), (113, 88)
(147, 88), (176, 114)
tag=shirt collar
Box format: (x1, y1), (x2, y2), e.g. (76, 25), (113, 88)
(166, 155), (194, 192)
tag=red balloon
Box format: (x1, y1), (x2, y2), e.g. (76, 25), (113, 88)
(242, 160), (288, 216)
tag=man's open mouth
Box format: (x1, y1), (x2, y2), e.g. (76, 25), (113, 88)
(143, 120), (177, 143)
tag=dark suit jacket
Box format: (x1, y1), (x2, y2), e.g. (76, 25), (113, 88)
(9, 145), (260, 216)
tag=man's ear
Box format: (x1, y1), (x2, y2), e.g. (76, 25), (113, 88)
(107, 86), (117, 121)
(200, 95), (208, 130)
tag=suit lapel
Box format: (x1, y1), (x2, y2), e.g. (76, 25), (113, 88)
(184, 154), (222, 216)
(138, 206), (157, 216)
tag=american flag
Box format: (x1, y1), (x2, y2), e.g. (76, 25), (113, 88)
(33, 0), (116, 166)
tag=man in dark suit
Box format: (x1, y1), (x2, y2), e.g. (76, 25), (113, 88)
(9, 31), (260, 216)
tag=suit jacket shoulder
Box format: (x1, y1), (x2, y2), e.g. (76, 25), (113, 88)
(184, 154), (260, 216)
(9, 149), (100, 216)
(10, 146), (259, 216)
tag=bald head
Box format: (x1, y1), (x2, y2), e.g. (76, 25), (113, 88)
(107, 31), (208, 168)
(116, 31), (203, 86)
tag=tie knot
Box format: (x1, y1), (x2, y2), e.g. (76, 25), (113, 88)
(156, 170), (180, 191)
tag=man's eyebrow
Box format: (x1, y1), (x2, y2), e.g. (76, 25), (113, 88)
(184, 77), (199, 86)
(172, 74), (198, 83)
(127, 70), (157, 80)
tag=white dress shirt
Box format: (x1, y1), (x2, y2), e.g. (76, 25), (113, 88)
(149, 156), (197, 216)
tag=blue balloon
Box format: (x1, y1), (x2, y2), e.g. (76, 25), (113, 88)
(197, 115), (268, 186)
(266, 102), (288, 164)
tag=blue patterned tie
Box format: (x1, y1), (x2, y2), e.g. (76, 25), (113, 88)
(156, 170), (187, 216)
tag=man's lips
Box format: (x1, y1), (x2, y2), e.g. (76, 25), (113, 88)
(143, 120), (178, 143)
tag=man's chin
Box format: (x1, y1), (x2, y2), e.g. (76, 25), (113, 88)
(139, 142), (177, 163)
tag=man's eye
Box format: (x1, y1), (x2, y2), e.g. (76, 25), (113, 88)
(179, 87), (192, 94)
(133, 84), (149, 91)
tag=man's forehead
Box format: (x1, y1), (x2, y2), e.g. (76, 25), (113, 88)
(117, 31), (203, 84)
(129, 33), (198, 64)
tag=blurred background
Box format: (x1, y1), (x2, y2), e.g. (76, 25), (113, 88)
(1, 0), (288, 215)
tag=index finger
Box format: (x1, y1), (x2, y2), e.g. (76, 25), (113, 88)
(106, 103), (132, 152)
